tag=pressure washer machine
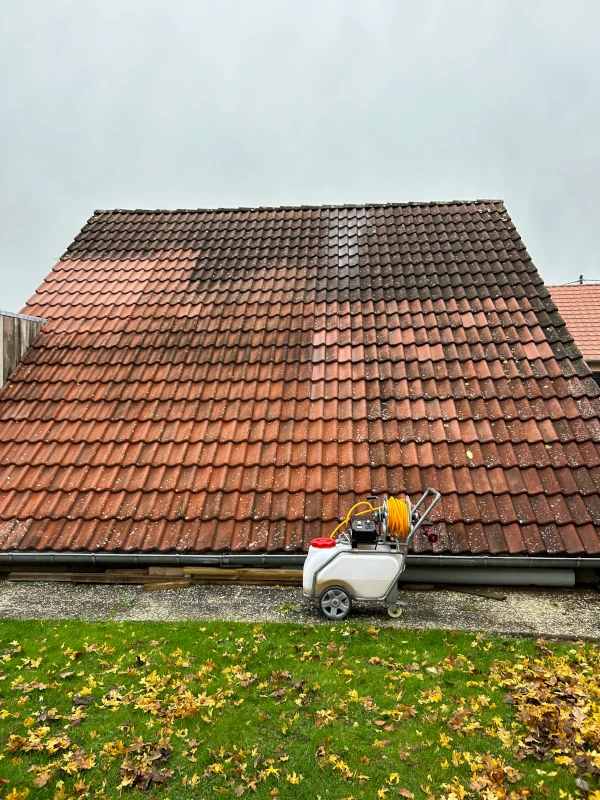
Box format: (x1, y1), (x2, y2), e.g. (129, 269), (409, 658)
(303, 489), (441, 620)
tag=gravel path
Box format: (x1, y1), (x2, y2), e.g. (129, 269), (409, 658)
(0, 580), (598, 639)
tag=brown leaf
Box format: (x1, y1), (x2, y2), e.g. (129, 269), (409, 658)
(270, 670), (292, 683)
(33, 771), (52, 788)
(72, 695), (90, 707)
(398, 791), (413, 799)
(6, 735), (27, 753)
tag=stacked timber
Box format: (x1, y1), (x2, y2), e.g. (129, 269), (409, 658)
(5, 566), (303, 590)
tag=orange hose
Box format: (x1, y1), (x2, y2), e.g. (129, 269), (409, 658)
(386, 496), (411, 539)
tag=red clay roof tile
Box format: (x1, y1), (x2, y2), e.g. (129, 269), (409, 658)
(0, 202), (599, 555)
(548, 285), (600, 362)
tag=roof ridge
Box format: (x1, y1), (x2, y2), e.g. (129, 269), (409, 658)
(92, 199), (505, 215)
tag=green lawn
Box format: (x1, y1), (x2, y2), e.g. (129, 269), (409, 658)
(0, 619), (598, 800)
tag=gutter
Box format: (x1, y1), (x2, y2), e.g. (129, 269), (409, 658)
(0, 552), (598, 569)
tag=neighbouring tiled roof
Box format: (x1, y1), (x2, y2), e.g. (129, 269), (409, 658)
(1, 200), (599, 556)
(548, 285), (600, 362)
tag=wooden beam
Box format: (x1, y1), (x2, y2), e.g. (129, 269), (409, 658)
(148, 567), (185, 576)
(183, 567), (302, 581)
(143, 580), (191, 591)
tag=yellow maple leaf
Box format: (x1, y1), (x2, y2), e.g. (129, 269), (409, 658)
(6, 790), (30, 800)
(53, 781), (67, 800)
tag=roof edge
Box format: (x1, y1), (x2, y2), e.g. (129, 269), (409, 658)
(91, 199), (506, 215)
(547, 284), (600, 288)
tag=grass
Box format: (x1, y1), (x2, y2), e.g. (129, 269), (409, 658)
(0, 619), (597, 799)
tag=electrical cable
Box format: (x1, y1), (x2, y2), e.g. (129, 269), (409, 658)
(329, 501), (375, 539)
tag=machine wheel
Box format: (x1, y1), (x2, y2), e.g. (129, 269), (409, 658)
(319, 586), (352, 621)
(387, 606), (404, 619)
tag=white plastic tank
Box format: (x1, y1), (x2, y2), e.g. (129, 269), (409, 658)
(303, 537), (404, 600)
(303, 537), (340, 595)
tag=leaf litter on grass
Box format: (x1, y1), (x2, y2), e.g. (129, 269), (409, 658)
(0, 621), (597, 799)
(492, 640), (600, 778)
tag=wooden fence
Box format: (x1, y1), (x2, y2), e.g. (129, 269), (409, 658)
(0, 310), (46, 389)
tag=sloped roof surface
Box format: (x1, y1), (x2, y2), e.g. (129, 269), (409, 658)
(1, 201), (600, 556)
(548, 285), (600, 362)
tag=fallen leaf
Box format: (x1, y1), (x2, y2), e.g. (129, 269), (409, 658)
(32, 771), (52, 788)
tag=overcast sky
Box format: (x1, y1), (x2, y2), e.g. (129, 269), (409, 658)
(1, 0), (599, 311)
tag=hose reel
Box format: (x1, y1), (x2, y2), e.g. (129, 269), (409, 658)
(331, 493), (439, 545)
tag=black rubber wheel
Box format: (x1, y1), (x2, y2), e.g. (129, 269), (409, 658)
(319, 586), (352, 621)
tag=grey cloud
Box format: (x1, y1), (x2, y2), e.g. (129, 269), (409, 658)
(1, 0), (599, 310)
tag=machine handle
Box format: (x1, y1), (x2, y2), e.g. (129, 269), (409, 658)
(404, 488), (441, 548)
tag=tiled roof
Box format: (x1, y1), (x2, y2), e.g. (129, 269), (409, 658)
(547, 285), (600, 362)
(1, 200), (600, 556)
